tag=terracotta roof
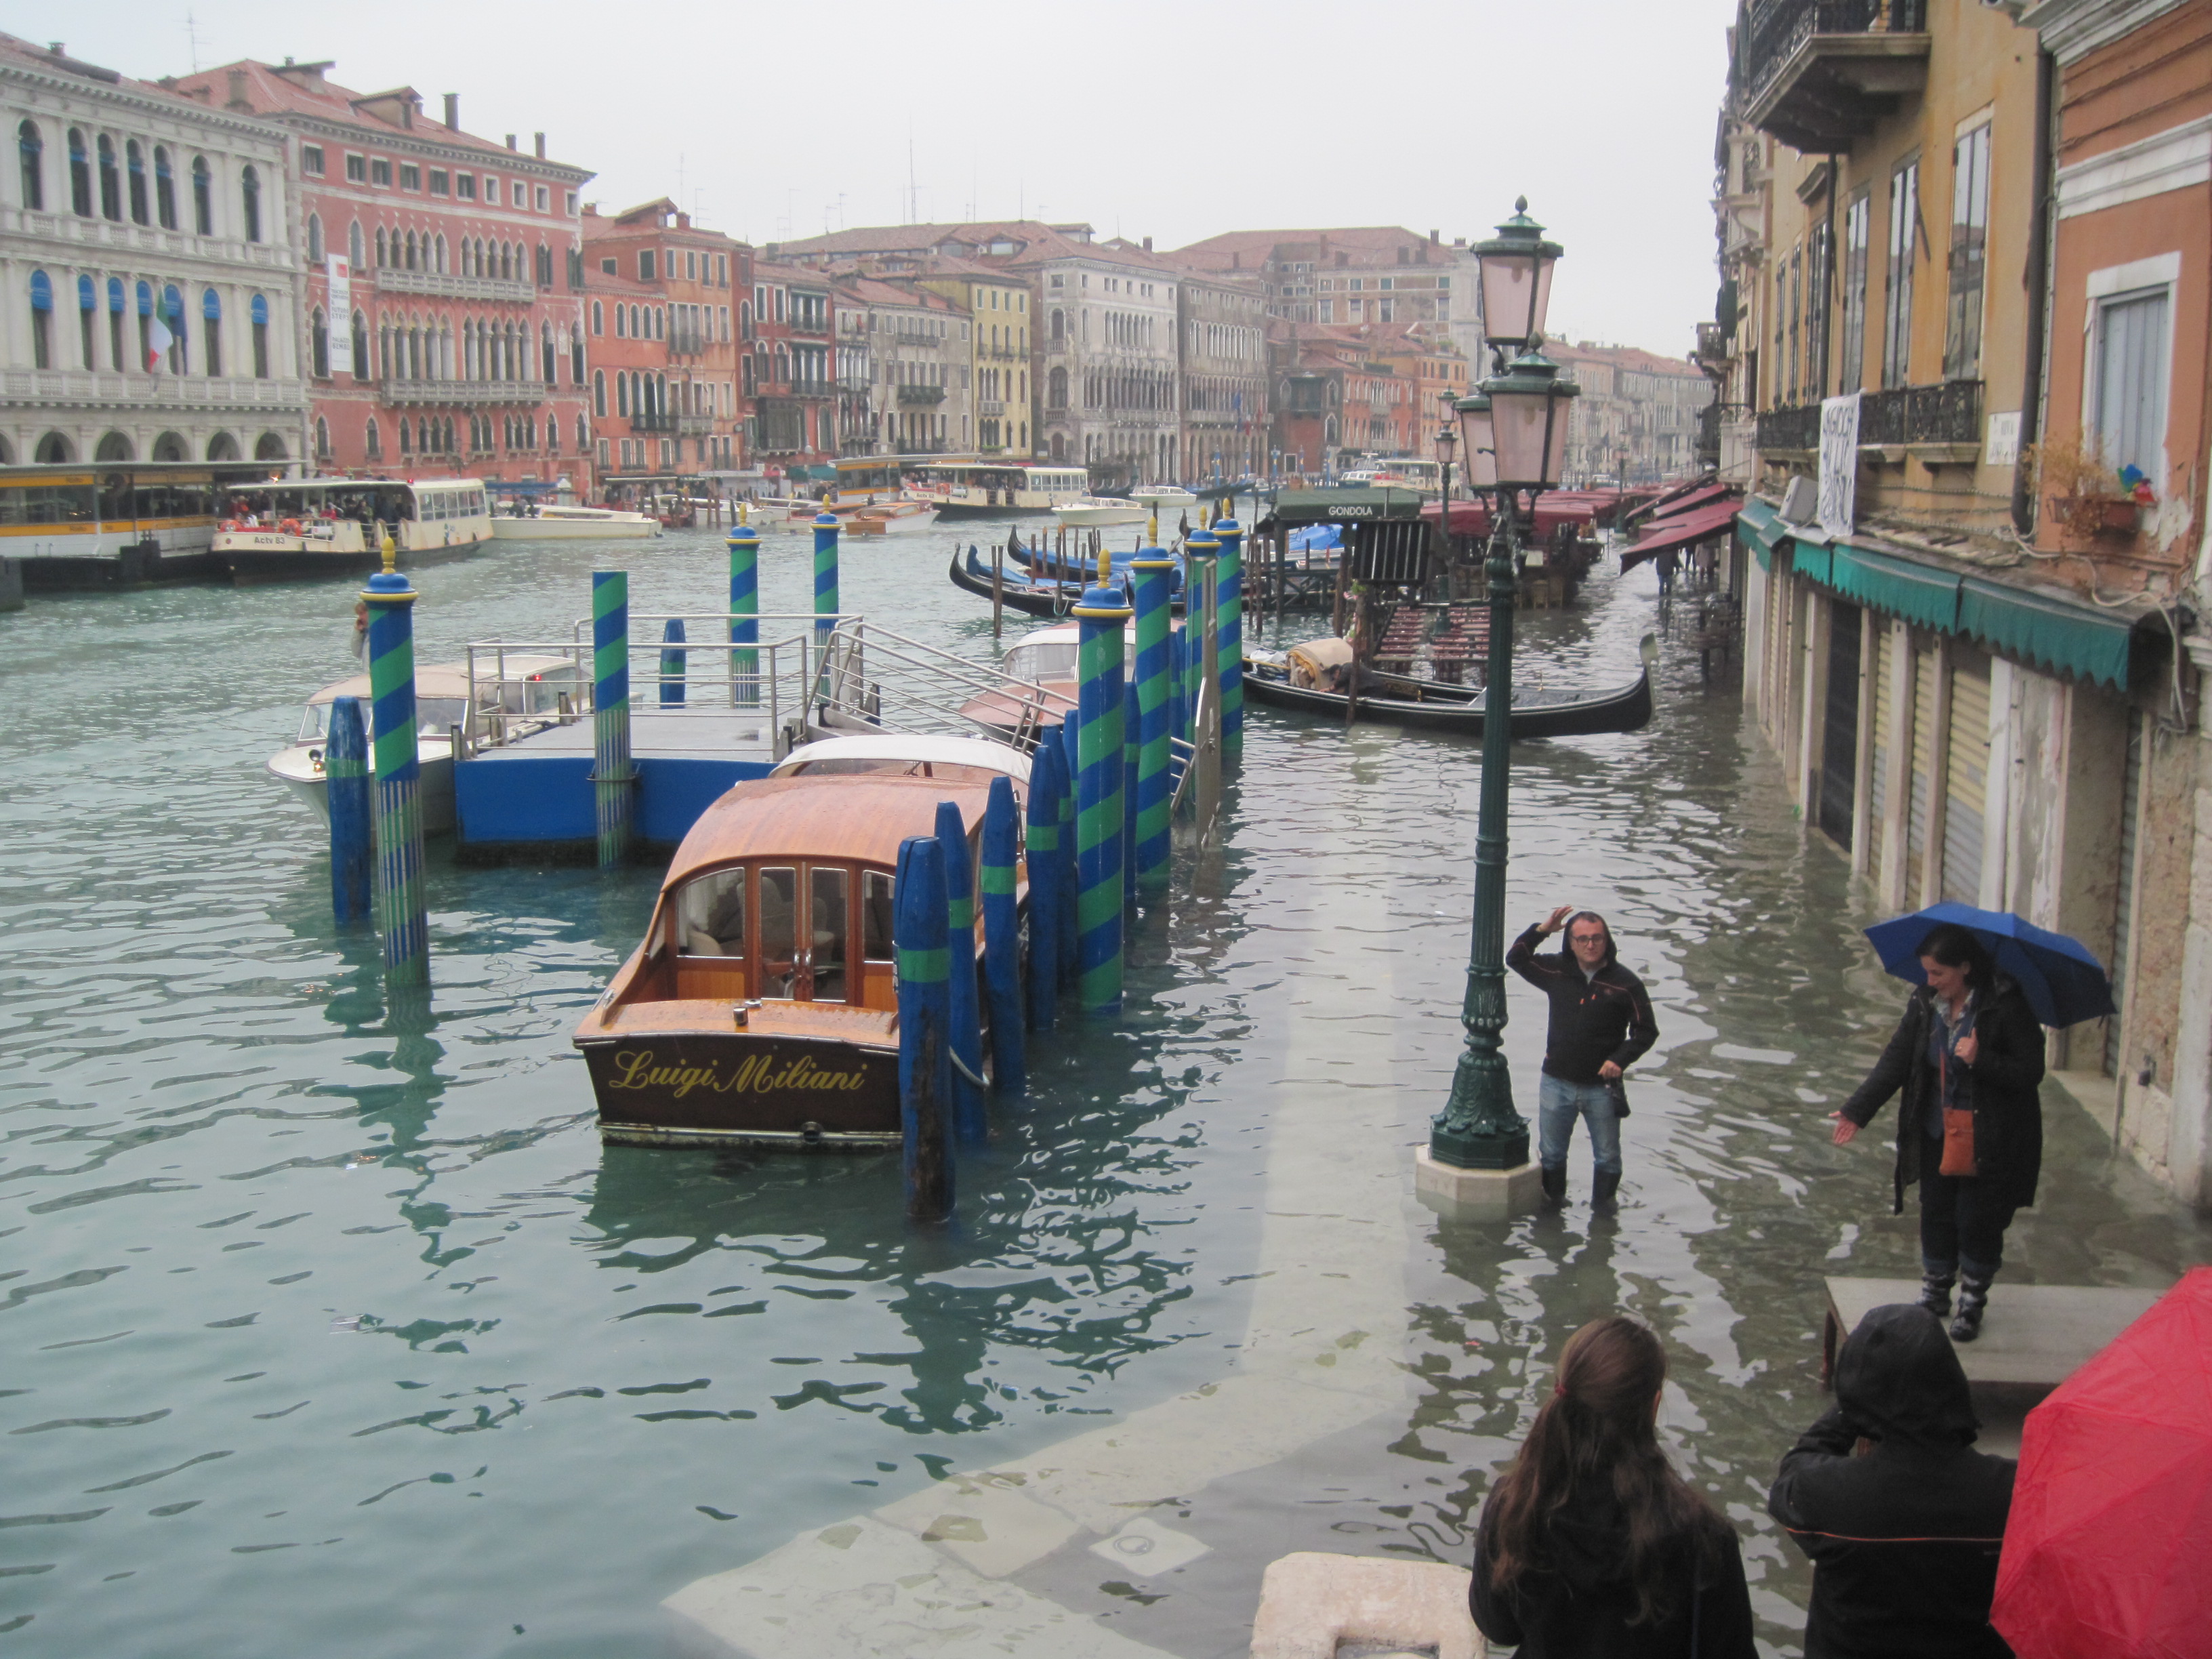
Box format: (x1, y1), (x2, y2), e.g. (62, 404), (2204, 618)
(778, 220), (1181, 274)
(834, 274), (957, 311)
(752, 258), (836, 287)
(1172, 226), (1454, 271)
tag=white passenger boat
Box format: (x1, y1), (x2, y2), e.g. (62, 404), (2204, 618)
(267, 654), (583, 836)
(906, 461), (1090, 518)
(213, 477), (493, 583)
(1051, 496), (1147, 529)
(1130, 485), (1202, 520)
(488, 503), (661, 541)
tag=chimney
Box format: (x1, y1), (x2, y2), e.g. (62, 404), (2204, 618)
(1430, 228), (1439, 243)
(1142, 234), (1152, 252)
(533, 131), (546, 159)
(506, 134), (517, 150)
(226, 67), (251, 111)
(443, 92), (459, 130)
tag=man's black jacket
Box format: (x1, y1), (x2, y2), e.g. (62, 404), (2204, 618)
(1507, 924), (1658, 1084)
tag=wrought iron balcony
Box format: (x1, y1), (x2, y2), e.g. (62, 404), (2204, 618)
(1859, 379), (1980, 450)
(1755, 401), (1820, 454)
(629, 410), (677, 433)
(375, 268), (537, 304)
(668, 329), (707, 356)
(1740, 0), (1929, 154)
(896, 384), (945, 406)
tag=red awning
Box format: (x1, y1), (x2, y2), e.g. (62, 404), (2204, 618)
(1631, 480), (1729, 527)
(1619, 498), (1740, 570)
(1422, 497), (1599, 537)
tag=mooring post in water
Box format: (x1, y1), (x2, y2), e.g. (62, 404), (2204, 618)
(1183, 529), (1218, 741)
(979, 776), (1026, 1096)
(1048, 718), (1079, 989)
(895, 834), (954, 1223)
(935, 800), (987, 1143)
(659, 617), (687, 708)
(1023, 741), (1060, 1033)
(812, 512), (840, 647)
(991, 542), (1004, 640)
(1130, 549), (1176, 888)
(1122, 674), (1139, 903)
(727, 523), (758, 706)
(1073, 583), (1131, 1015)
(592, 569), (635, 869)
(363, 552), (428, 981)
(1212, 517), (1245, 760)
(326, 694), (372, 925)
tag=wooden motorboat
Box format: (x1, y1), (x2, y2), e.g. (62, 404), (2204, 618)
(841, 499), (941, 535)
(1240, 635), (1657, 739)
(572, 769), (1021, 1149)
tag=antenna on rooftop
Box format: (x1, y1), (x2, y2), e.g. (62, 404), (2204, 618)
(186, 11), (203, 71)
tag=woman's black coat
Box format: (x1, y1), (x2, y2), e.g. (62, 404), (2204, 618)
(1837, 974), (2045, 1213)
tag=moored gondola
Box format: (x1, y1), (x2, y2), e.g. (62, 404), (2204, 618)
(1241, 636), (1657, 739)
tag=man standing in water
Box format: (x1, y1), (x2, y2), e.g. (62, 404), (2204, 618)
(1508, 906), (1659, 1209)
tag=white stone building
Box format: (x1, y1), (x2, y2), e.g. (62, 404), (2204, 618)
(1033, 230), (1182, 486)
(0, 34), (306, 467)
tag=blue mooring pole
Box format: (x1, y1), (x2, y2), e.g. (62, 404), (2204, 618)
(895, 835), (954, 1223)
(659, 617), (687, 708)
(1122, 674), (1139, 903)
(1214, 516), (1245, 760)
(1023, 741), (1061, 1033)
(937, 800), (986, 1143)
(1049, 718), (1079, 990)
(592, 570), (634, 869)
(1073, 583), (1131, 1016)
(728, 523), (759, 706)
(364, 556), (428, 982)
(979, 775), (1026, 1097)
(1130, 551), (1174, 889)
(326, 694), (372, 925)
(813, 512), (840, 647)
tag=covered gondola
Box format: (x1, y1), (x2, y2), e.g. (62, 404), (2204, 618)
(1241, 635), (1657, 739)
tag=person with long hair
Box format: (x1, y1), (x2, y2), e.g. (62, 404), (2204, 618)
(1470, 1317), (1756, 1657)
(1830, 922), (2045, 1342)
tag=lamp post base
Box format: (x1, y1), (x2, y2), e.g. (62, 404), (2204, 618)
(1415, 1148), (1542, 1222)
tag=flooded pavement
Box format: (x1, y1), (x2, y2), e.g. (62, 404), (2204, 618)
(2, 525), (2207, 1657)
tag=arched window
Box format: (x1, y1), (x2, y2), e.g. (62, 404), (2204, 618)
(190, 156), (211, 235)
(374, 226), (388, 266)
(570, 325), (583, 386)
(314, 416), (331, 459)
(404, 229), (417, 271)
(616, 372), (629, 416)
(540, 321), (554, 384)
(366, 417), (382, 460)
(250, 293), (269, 378)
(36, 431), (74, 463)
(576, 413), (588, 453)
(66, 127), (89, 216)
(1048, 366), (1068, 411)
(125, 139), (147, 224)
(348, 219), (363, 268)
(161, 285), (184, 373)
(28, 268), (53, 369)
(592, 300), (602, 336)
(206, 431), (239, 461)
(594, 369), (607, 417)
(18, 120), (42, 211)
(350, 310), (367, 381)
(201, 288), (223, 376)
(153, 145), (174, 228)
(73, 272), (94, 367)
(613, 305), (626, 340)
(435, 233), (447, 273)
(307, 212), (323, 264)
(96, 430), (133, 461)
(310, 306), (328, 378)
(97, 134), (120, 220)
(239, 164), (260, 242)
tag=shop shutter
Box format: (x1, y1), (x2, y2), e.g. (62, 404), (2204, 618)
(1906, 645), (1938, 901)
(2106, 710), (2144, 1075)
(1818, 600), (1863, 850)
(1868, 623), (1892, 827)
(1942, 654), (1991, 903)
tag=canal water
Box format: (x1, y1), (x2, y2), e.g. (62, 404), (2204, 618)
(3, 519), (2207, 1658)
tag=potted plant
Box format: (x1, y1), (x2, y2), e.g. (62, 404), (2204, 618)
(2032, 433), (2139, 537)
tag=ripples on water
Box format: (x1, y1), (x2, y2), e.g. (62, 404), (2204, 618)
(3, 523), (2205, 1656)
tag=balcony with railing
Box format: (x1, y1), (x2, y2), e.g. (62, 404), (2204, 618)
(1755, 379), (1982, 462)
(630, 410), (677, 434)
(375, 268), (537, 304)
(979, 399), (1006, 417)
(668, 329), (707, 357)
(1754, 401), (1821, 455)
(1, 367), (307, 411)
(383, 377), (545, 406)
(675, 412), (718, 436)
(897, 384), (946, 406)
(1740, 0), (1928, 154)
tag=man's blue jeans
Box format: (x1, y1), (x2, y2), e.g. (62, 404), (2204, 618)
(1537, 1073), (1622, 1176)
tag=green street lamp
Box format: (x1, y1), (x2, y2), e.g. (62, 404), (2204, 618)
(1429, 203), (1576, 1175)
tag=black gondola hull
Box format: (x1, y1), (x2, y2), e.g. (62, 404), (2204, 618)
(1240, 664), (1653, 739)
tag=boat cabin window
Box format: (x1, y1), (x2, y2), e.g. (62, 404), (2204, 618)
(758, 866), (798, 989)
(1003, 641), (1079, 682)
(863, 870), (894, 962)
(677, 868), (747, 956)
(811, 867), (848, 1002)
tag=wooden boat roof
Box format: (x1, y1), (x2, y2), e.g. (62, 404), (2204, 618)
(665, 775), (999, 883)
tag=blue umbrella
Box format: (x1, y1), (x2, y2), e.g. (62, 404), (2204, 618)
(1862, 901), (2115, 1028)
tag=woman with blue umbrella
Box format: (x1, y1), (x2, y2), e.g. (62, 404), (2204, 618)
(1830, 905), (2091, 1344)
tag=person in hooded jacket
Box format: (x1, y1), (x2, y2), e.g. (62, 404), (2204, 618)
(1767, 1303), (2017, 1658)
(1830, 923), (2044, 1341)
(1470, 1316), (1756, 1659)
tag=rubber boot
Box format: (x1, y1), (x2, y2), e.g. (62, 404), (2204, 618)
(1540, 1164), (1567, 1206)
(1592, 1170), (1621, 1212)
(1950, 1274), (1992, 1343)
(1917, 1274), (1955, 1318)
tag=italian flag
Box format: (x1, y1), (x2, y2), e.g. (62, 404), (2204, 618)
(146, 314), (173, 370)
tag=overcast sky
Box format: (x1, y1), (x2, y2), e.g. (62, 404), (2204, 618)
(14, 0), (1740, 356)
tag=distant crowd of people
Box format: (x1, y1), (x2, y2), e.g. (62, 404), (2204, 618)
(1475, 911), (2044, 1653)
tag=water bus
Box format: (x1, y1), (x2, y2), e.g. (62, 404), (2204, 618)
(906, 460), (1089, 518)
(0, 459), (277, 590)
(1339, 457), (1443, 495)
(572, 748), (1028, 1148)
(214, 477), (493, 583)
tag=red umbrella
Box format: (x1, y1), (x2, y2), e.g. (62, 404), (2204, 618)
(1992, 1268), (2212, 1658)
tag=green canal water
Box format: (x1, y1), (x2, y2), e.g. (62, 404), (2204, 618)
(2, 522), (2206, 1657)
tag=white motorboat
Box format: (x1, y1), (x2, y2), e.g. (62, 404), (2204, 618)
(267, 655), (583, 835)
(1051, 496), (1148, 529)
(1131, 485), (1202, 519)
(488, 504), (661, 540)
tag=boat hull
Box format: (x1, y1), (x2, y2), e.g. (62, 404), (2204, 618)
(268, 745), (457, 834)
(1240, 664), (1654, 739)
(488, 516), (658, 540)
(950, 549), (1185, 618)
(577, 1024), (901, 1147)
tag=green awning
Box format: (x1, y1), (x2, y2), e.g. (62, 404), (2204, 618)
(1828, 545), (1962, 633)
(1790, 539), (1834, 584)
(1957, 576), (2142, 689)
(1737, 496), (1784, 569)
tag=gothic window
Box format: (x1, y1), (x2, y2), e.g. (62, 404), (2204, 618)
(191, 155), (212, 234)
(240, 164), (261, 243)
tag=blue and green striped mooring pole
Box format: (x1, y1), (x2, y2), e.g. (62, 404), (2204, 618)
(1129, 550), (1176, 888)
(727, 523), (759, 706)
(937, 800), (986, 1143)
(659, 617), (687, 708)
(979, 775), (1025, 1097)
(1023, 739), (1062, 1033)
(894, 834), (954, 1223)
(1183, 530), (1219, 734)
(1050, 718), (1079, 990)
(813, 512), (840, 647)
(1212, 517), (1244, 760)
(592, 569), (635, 869)
(363, 558), (428, 981)
(1073, 583), (1132, 1016)
(326, 694), (372, 926)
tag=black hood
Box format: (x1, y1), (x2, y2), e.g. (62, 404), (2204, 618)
(1834, 1304), (1979, 1448)
(1538, 1481), (1636, 1593)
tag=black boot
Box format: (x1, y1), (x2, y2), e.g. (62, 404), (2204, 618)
(1917, 1274), (1955, 1318)
(1592, 1170), (1621, 1212)
(1951, 1274), (1992, 1343)
(1540, 1164), (1567, 1206)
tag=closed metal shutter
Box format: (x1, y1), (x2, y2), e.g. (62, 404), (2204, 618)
(1818, 600), (1863, 849)
(1869, 623), (1892, 827)
(1906, 645), (1938, 901)
(2106, 710), (2144, 1075)
(1942, 657), (1991, 903)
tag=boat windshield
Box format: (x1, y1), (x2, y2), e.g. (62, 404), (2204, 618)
(1002, 641), (1079, 682)
(297, 695), (469, 743)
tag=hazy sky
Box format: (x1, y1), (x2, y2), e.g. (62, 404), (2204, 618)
(12, 0), (1739, 356)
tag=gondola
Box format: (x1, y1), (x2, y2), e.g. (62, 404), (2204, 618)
(948, 548), (1187, 618)
(1240, 636), (1657, 739)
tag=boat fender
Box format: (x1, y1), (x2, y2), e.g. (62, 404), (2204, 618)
(220, 519), (240, 532)
(800, 1120), (823, 1145)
